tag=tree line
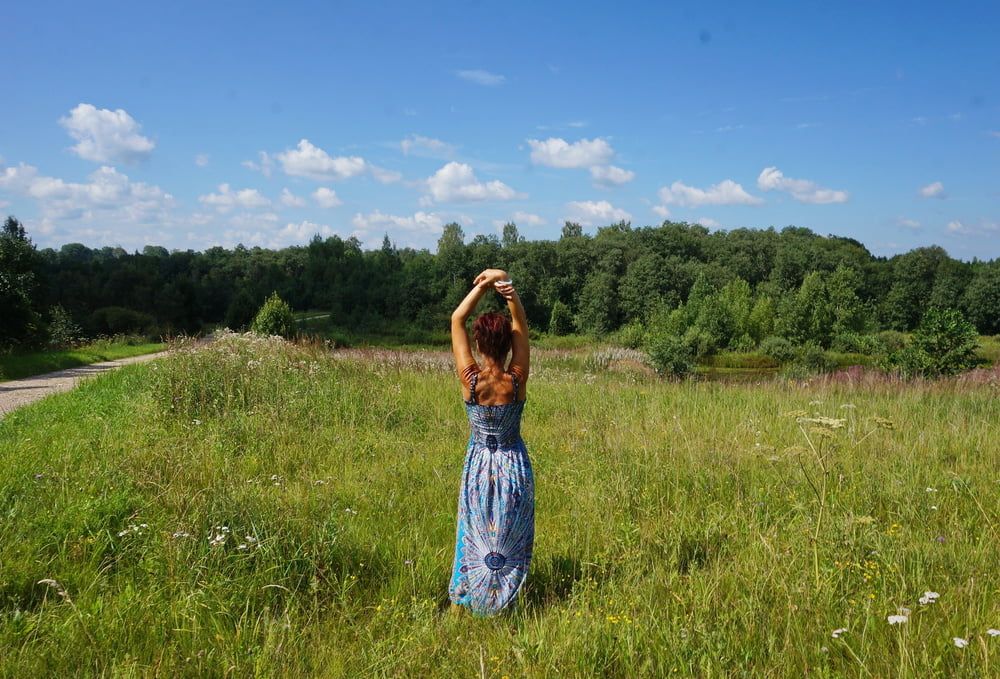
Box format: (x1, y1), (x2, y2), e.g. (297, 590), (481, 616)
(2, 215), (998, 352)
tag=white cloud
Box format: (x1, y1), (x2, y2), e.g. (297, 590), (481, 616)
(198, 183), (270, 212)
(276, 139), (366, 181)
(492, 211), (546, 229)
(946, 220), (999, 237)
(400, 135), (455, 157)
(278, 220), (336, 241)
(194, 153), (209, 167)
(565, 200), (631, 226)
(919, 181), (945, 198)
(657, 179), (763, 208)
(424, 162), (520, 203)
(897, 217), (921, 230)
(0, 162), (173, 223)
(312, 187), (342, 208)
(352, 210), (445, 236)
(590, 165), (635, 187)
(528, 137), (614, 169)
(369, 165), (402, 184)
(989, 130), (1000, 139)
(280, 188), (306, 207)
(652, 205), (671, 218)
(757, 167), (848, 204)
(696, 217), (721, 229)
(243, 151), (274, 177)
(59, 103), (155, 164)
(456, 69), (506, 86)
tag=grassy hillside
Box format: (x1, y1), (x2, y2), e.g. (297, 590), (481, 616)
(1, 334), (997, 676)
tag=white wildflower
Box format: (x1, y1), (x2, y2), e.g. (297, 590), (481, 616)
(953, 637), (969, 649)
(919, 591), (939, 605)
(831, 628), (848, 639)
(986, 629), (1000, 637)
(888, 614), (908, 625)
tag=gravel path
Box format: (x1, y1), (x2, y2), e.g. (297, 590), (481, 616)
(0, 351), (167, 419)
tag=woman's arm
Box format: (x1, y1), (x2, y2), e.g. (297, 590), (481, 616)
(495, 281), (529, 386)
(451, 269), (508, 379)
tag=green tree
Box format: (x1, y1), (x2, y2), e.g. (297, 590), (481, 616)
(501, 222), (522, 248)
(548, 301), (574, 335)
(961, 263), (1000, 334)
(251, 292), (296, 338)
(891, 307), (979, 377)
(0, 216), (42, 348)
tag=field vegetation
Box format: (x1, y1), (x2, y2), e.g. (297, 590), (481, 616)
(0, 336), (165, 382)
(1, 334), (997, 676)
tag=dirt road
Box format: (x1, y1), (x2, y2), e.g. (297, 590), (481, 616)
(0, 352), (166, 419)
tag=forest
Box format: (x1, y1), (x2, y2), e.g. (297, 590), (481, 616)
(2, 215), (999, 355)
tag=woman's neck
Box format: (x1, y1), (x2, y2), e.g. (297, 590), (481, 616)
(479, 356), (506, 373)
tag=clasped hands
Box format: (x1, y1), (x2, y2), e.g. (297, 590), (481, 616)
(473, 269), (515, 300)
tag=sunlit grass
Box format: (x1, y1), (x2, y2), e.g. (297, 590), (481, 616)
(0, 334), (997, 676)
(0, 337), (164, 382)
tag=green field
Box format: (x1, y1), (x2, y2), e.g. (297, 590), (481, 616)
(1, 334), (998, 676)
(0, 339), (165, 382)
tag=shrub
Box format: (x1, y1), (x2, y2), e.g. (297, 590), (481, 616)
(682, 327), (717, 360)
(759, 336), (796, 363)
(728, 333), (756, 353)
(646, 331), (694, 378)
(47, 304), (82, 349)
(91, 306), (155, 336)
(614, 321), (646, 349)
(889, 307), (979, 377)
(877, 330), (907, 353)
(780, 342), (835, 379)
(831, 331), (886, 355)
(548, 301), (574, 336)
(251, 292), (296, 338)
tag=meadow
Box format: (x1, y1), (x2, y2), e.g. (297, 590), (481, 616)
(0, 337), (165, 382)
(1, 333), (998, 677)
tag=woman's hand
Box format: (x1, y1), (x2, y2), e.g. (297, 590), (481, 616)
(473, 268), (509, 287)
(494, 281), (516, 301)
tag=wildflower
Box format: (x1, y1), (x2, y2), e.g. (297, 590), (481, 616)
(953, 637), (969, 649)
(797, 415), (846, 429)
(840, 403), (856, 409)
(926, 487), (937, 493)
(930, 505), (938, 511)
(986, 629), (1000, 637)
(345, 508), (358, 515)
(831, 628), (848, 639)
(919, 591), (939, 605)
(37, 579), (71, 601)
(935, 535), (946, 543)
(171, 531), (191, 539)
(873, 416), (895, 430)
(887, 614), (908, 625)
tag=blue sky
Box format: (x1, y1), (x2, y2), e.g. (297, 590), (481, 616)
(2, 1), (998, 258)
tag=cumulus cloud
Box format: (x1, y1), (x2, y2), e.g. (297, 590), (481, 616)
(456, 69), (506, 86)
(400, 134), (455, 157)
(276, 139), (366, 181)
(424, 162), (521, 203)
(280, 188), (306, 207)
(896, 217), (921, 230)
(369, 165), (402, 184)
(492, 211), (546, 229)
(59, 103), (155, 164)
(198, 184), (270, 212)
(757, 167), (848, 204)
(946, 220), (999, 237)
(352, 210), (445, 236)
(0, 162), (173, 223)
(278, 220), (336, 241)
(590, 165), (635, 187)
(695, 217), (721, 229)
(565, 200), (631, 226)
(528, 137), (614, 168)
(652, 205), (671, 218)
(920, 181), (945, 198)
(312, 187), (342, 208)
(657, 179), (763, 208)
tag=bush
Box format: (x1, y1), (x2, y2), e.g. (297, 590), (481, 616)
(251, 292), (296, 338)
(613, 321), (646, 349)
(780, 342), (836, 379)
(889, 307), (979, 377)
(646, 331), (694, 378)
(91, 306), (155, 336)
(682, 327), (717, 360)
(877, 330), (907, 353)
(548, 301), (574, 336)
(728, 333), (756, 353)
(831, 331), (886, 355)
(47, 305), (82, 349)
(759, 336), (796, 363)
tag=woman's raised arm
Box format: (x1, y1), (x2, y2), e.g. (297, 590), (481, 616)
(495, 280), (529, 385)
(451, 269), (507, 379)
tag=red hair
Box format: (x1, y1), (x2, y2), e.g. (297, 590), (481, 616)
(472, 312), (512, 362)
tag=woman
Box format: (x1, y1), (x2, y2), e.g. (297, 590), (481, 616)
(448, 268), (533, 616)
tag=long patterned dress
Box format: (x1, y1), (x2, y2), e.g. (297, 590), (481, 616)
(449, 370), (534, 615)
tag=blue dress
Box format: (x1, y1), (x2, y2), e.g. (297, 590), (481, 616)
(449, 370), (534, 615)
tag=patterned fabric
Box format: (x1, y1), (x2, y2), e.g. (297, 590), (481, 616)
(449, 370), (534, 616)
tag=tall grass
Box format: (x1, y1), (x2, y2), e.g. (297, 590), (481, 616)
(1, 333), (997, 676)
(0, 336), (165, 382)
